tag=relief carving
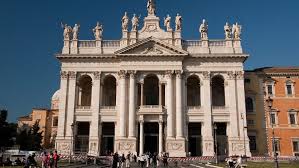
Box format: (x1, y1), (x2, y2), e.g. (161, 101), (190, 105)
(118, 70), (127, 79)
(232, 143), (245, 151)
(68, 71), (77, 79)
(227, 71), (235, 80)
(93, 71), (101, 80)
(236, 71), (244, 80)
(205, 142), (213, 152)
(202, 71), (210, 80)
(167, 142), (183, 150)
(119, 142), (134, 150)
(60, 71), (68, 79)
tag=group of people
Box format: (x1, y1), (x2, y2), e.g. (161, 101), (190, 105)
(226, 155), (243, 168)
(112, 152), (169, 168)
(40, 151), (60, 168)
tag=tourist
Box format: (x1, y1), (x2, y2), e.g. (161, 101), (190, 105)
(120, 154), (126, 168)
(48, 152), (54, 168)
(151, 153), (158, 168)
(41, 152), (48, 168)
(145, 153), (150, 167)
(125, 153), (131, 168)
(112, 152), (118, 168)
(53, 151), (59, 168)
(139, 154), (146, 168)
(162, 153), (168, 167)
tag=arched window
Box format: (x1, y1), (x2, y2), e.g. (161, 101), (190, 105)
(187, 75), (201, 106)
(245, 97), (254, 113)
(144, 75), (159, 105)
(212, 75), (225, 106)
(77, 75), (92, 106)
(102, 75), (116, 106)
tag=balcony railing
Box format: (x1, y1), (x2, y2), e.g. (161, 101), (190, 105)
(78, 40), (96, 47)
(182, 40), (202, 47)
(76, 106), (91, 109)
(102, 40), (120, 47)
(138, 105), (164, 114)
(100, 106), (116, 110)
(209, 40), (226, 46)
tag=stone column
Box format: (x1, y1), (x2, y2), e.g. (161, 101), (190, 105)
(227, 72), (239, 139)
(201, 72), (214, 156)
(140, 83), (144, 106)
(165, 70), (174, 138)
(89, 72), (101, 156)
(118, 70), (127, 138)
(139, 120), (144, 156)
(57, 71), (68, 139)
(159, 83), (162, 106)
(128, 71), (136, 138)
(175, 70), (183, 138)
(65, 71), (77, 138)
(158, 119), (163, 155)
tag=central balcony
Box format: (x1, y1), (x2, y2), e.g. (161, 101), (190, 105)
(137, 105), (165, 114)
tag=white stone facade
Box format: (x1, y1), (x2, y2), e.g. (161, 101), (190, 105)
(55, 1), (251, 157)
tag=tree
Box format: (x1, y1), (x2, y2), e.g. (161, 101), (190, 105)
(0, 110), (17, 148)
(16, 120), (43, 151)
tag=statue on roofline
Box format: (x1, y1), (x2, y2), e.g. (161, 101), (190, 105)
(61, 23), (72, 40)
(232, 22), (242, 39)
(175, 13), (182, 31)
(72, 24), (80, 40)
(199, 19), (208, 40)
(147, 0), (156, 16)
(131, 14), (140, 31)
(122, 12), (129, 31)
(164, 14), (172, 31)
(224, 22), (232, 39)
(93, 22), (103, 40)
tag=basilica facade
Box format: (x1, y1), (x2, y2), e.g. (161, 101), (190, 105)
(55, 1), (251, 157)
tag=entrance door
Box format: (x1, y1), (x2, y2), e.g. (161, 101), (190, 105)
(143, 123), (159, 154)
(188, 123), (202, 156)
(101, 122), (115, 155)
(215, 123), (228, 157)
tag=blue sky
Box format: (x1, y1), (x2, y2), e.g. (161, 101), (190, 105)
(0, 0), (299, 122)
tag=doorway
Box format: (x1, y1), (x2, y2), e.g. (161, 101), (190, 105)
(101, 122), (115, 155)
(143, 122), (159, 154)
(188, 123), (202, 156)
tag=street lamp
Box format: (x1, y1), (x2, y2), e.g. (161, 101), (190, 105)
(266, 96), (279, 168)
(69, 123), (75, 164)
(214, 123), (218, 164)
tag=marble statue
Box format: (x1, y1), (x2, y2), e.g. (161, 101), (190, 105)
(147, 0), (156, 15)
(232, 22), (242, 39)
(224, 22), (232, 39)
(61, 23), (72, 40)
(199, 19), (208, 40)
(72, 24), (80, 40)
(121, 12), (129, 31)
(175, 13), (182, 31)
(93, 22), (103, 40)
(164, 14), (172, 31)
(131, 14), (139, 31)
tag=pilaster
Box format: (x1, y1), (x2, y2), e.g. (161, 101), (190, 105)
(118, 70), (127, 138)
(201, 71), (214, 156)
(88, 72), (101, 156)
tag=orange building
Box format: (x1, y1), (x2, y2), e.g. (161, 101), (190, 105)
(18, 90), (60, 149)
(250, 67), (299, 157)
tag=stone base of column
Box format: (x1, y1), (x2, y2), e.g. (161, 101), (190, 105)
(115, 138), (137, 155)
(55, 138), (73, 155)
(166, 138), (186, 157)
(228, 138), (252, 157)
(202, 138), (214, 156)
(88, 138), (100, 156)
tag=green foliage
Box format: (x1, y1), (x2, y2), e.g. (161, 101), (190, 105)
(16, 120), (43, 151)
(0, 109), (17, 148)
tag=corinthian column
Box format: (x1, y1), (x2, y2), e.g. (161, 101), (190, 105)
(165, 70), (174, 138)
(118, 70), (127, 138)
(128, 71), (136, 138)
(175, 70), (183, 138)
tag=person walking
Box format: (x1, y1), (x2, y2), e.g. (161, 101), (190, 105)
(112, 152), (119, 168)
(151, 153), (157, 168)
(125, 153), (131, 168)
(139, 154), (145, 168)
(41, 152), (48, 168)
(53, 151), (59, 168)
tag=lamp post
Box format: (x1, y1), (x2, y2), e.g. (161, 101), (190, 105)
(241, 113), (247, 161)
(69, 123), (75, 164)
(214, 123), (218, 164)
(266, 96), (279, 168)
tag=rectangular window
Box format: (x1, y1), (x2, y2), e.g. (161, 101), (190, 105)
(289, 114), (296, 125)
(271, 113), (276, 125)
(274, 139), (280, 152)
(293, 141), (299, 152)
(247, 120), (255, 125)
(267, 85), (273, 95)
(52, 116), (58, 127)
(287, 85), (292, 95)
(249, 136), (257, 151)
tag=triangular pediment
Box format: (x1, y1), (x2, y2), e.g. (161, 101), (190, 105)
(115, 37), (188, 56)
